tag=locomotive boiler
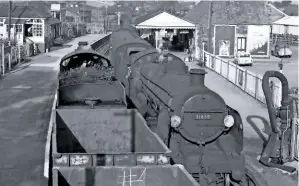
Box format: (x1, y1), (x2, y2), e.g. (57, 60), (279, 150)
(109, 24), (268, 186)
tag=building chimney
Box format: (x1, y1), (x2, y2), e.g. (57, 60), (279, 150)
(189, 68), (207, 86)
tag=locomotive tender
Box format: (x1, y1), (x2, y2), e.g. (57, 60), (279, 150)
(109, 25), (253, 186)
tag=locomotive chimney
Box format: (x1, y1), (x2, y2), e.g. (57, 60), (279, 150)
(189, 68), (207, 86)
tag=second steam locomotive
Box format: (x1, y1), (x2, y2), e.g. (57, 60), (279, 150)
(108, 24), (252, 186)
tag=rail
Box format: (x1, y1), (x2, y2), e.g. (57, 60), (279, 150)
(197, 48), (298, 160)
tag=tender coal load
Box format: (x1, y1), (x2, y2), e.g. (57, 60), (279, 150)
(58, 50), (125, 106)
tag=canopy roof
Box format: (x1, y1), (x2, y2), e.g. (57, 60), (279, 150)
(273, 16), (299, 26)
(136, 11), (196, 29)
(4, 19), (26, 24)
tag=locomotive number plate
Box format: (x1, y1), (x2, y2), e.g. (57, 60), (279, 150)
(194, 114), (211, 120)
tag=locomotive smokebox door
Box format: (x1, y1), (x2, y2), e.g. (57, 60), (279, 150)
(182, 94), (227, 142)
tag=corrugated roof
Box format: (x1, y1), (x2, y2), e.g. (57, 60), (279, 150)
(184, 1), (285, 26)
(0, 5), (51, 18)
(273, 16), (299, 26)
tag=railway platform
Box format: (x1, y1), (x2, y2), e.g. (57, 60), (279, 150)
(0, 34), (107, 186)
(172, 52), (298, 186)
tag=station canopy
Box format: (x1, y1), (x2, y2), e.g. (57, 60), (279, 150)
(273, 16), (299, 26)
(135, 11), (196, 30)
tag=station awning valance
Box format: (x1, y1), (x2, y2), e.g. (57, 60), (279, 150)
(273, 16), (299, 26)
(135, 12), (196, 30)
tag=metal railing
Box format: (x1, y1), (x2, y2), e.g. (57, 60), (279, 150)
(198, 48), (298, 160)
(200, 49), (281, 107)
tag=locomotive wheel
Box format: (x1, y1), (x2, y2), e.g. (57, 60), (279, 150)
(226, 162), (268, 186)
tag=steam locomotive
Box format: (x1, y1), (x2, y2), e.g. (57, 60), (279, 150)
(109, 25), (259, 186)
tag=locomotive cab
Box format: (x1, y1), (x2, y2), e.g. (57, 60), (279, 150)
(111, 39), (152, 80)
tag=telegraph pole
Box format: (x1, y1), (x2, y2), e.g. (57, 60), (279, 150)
(8, 0), (12, 71)
(117, 4), (121, 26)
(207, 1), (213, 53)
(83, 3), (85, 23)
(104, 6), (108, 33)
(8, 0), (12, 43)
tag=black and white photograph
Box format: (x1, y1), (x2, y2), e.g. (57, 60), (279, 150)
(0, 1), (298, 186)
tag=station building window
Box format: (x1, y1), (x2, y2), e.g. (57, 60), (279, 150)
(25, 19), (43, 37)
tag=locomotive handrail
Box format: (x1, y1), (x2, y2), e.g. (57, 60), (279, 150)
(140, 72), (173, 105)
(130, 49), (159, 64)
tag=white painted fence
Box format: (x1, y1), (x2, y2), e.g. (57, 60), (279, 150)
(199, 49), (282, 107)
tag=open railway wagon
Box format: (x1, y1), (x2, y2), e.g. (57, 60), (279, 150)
(108, 24), (271, 186)
(50, 50), (200, 186)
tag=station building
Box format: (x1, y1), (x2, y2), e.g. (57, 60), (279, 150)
(133, 11), (199, 56)
(0, 5), (61, 53)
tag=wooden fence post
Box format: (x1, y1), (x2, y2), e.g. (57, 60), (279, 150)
(18, 45), (21, 64)
(244, 70), (248, 92)
(254, 75), (259, 100)
(220, 58), (223, 75)
(8, 47), (12, 71)
(227, 61), (230, 79)
(1, 44), (4, 75)
(235, 65), (238, 85)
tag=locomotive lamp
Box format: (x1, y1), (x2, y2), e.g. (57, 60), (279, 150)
(170, 115), (182, 128)
(224, 115), (235, 128)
